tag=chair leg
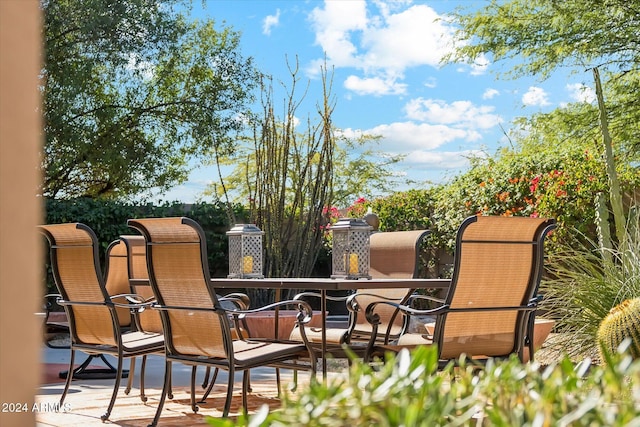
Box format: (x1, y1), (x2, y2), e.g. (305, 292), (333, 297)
(59, 349), (75, 406)
(223, 366), (235, 417)
(124, 357), (136, 395)
(101, 354), (124, 422)
(291, 363), (298, 392)
(140, 355), (148, 402)
(190, 366), (199, 413)
(149, 360), (171, 427)
(242, 370), (249, 416)
(201, 366), (210, 389)
(199, 368), (218, 403)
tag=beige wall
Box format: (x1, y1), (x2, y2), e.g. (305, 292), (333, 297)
(0, 1), (43, 426)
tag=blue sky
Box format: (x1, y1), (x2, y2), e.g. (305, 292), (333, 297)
(158, 0), (597, 203)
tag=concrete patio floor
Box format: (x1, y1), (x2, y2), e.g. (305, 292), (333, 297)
(36, 345), (332, 426)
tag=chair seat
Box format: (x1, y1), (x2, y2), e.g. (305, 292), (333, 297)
(397, 333), (434, 346)
(122, 331), (165, 353)
(231, 340), (308, 367)
(290, 326), (348, 344)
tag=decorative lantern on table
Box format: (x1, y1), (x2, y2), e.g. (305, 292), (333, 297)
(331, 218), (372, 279)
(227, 224), (264, 279)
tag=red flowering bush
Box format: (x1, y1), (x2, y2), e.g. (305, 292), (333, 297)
(428, 142), (636, 251)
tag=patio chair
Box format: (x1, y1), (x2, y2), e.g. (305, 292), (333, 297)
(127, 217), (316, 423)
(38, 223), (165, 422)
(364, 215), (556, 366)
(290, 229), (429, 357)
(114, 235), (253, 403)
(41, 237), (142, 381)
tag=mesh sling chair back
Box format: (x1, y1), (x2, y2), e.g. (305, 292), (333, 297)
(127, 217), (316, 424)
(290, 229), (429, 355)
(364, 215), (556, 365)
(38, 223), (164, 422)
(42, 236), (139, 349)
(115, 235), (163, 334)
(105, 235), (165, 400)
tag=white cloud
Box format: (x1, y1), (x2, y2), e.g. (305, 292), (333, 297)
(359, 5), (455, 71)
(349, 121), (476, 151)
(263, 9), (281, 35)
(482, 88), (499, 100)
(344, 74), (407, 96)
(308, 1), (459, 95)
(522, 86), (551, 107)
(566, 82), (596, 103)
(308, 0), (367, 67)
(401, 149), (482, 169)
(469, 53), (490, 75)
(404, 98), (502, 130)
(423, 77), (437, 88)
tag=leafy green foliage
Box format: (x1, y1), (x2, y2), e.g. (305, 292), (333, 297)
(448, 0), (640, 166)
(365, 190), (435, 233)
(449, 0), (640, 80)
(207, 346), (640, 426)
(42, 0), (259, 199)
(43, 198), (246, 294)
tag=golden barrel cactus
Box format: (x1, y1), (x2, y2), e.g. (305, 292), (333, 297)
(597, 298), (640, 360)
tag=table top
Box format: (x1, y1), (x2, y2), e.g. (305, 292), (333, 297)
(209, 277), (450, 291)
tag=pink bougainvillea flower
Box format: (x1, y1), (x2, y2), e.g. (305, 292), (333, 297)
(529, 176), (541, 193)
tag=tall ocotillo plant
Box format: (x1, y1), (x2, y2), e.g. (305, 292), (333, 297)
(244, 62), (336, 304)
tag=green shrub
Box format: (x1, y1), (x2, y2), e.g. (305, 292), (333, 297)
(541, 218), (640, 361)
(208, 345), (640, 427)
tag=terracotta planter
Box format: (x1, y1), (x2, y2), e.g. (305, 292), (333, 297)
(244, 310), (323, 340)
(523, 317), (555, 362)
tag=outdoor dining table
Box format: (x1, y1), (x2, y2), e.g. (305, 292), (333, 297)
(130, 277), (450, 378)
(211, 277), (451, 378)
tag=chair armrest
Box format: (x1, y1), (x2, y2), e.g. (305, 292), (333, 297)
(110, 293), (156, 311)
(222, 300), (314, 325)
(405, 293), (445, 307)
(293, 291), (351, 302)
(220, 292), (250, 310)
(345, 292), (407, 313)
(43, 293), (63, 317)
(528, 295), (543, 306)
(364, 300), (446, 328)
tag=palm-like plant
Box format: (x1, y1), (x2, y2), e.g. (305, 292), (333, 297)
(541, 213), (640, 360)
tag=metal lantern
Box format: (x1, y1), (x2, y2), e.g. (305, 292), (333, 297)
(331, 218), (372, 279)
(227, 224), (264, 279)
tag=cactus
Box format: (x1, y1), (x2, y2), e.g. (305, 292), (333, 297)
(597, 298), (640, 360)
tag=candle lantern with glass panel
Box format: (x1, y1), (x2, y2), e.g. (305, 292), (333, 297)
(330, 217), (372, 279)
(227, 224), (264, 279)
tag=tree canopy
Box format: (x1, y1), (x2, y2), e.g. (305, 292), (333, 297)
(449, 0), (640, 156)
(42, 0), (259, 199)
(450, 0), (640, 79)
